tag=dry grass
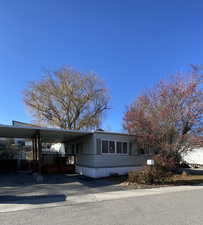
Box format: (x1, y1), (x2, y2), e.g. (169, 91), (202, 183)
(172, 174), (203, 185)
(106, 173), (203, 189)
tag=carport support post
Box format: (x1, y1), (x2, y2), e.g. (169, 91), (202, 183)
(34, 136), (38, 160)
(32, 139), (34, 160)
(33, 131), (43, 183)
(32, 138), (36, 161)
(37, 132), (42, 174)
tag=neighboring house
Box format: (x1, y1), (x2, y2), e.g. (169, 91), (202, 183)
(183, 148), (203, 166)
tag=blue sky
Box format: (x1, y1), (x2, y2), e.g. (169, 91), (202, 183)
(0, 0), (202, 131)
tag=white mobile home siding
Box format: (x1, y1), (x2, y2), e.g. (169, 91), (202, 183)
(92, 132), (150, 168)
(75, 134), (95, 167)
(76, 132), (152, 178)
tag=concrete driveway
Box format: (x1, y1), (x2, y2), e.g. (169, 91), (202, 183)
(0, 172), (124, 206)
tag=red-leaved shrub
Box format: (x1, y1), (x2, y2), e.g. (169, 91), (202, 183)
(128, 152), (178, 184)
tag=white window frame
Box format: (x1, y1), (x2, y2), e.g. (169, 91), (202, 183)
(101, 140), (110, 154)
(116, 141), (123, 154)
(116, 141), (128, 155)
(101, 139), (129, 155)
(109, 140), (116, 154)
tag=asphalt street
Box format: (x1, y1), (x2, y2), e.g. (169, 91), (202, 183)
(1, 188), (203, 225)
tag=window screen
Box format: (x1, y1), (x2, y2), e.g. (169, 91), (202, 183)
(138, 148), (145, 155)
(117, 142), (122, 153)
(102, 140), (108, 153)
(76, 143), (83, 154)
(123, 142), (128, 154)
(109, 141), (115, 153)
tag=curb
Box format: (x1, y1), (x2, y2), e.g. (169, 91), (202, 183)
(1, 184), (203, 213)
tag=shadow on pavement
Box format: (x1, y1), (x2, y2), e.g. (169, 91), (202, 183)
(0, 172), (117, 188)
(0, 194), (66, 204)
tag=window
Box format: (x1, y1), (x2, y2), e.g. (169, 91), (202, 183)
(70, 144), (75, 154)
(101, 140), (128, 154)
(102, 140), (108, 153)
(76, 143), (83, 154)
(145, 148), (150, 155)
(138, 148), (145, 155)
(116, 141), (128, 154)
(109, 141), (115, 153)
(137, 145), (152, 155)
(154, 149), (159, 154)
(123, 142), (127, 154)
(117, 142), (122, 153)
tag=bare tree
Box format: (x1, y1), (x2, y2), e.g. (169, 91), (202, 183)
(123, 65), (203, 161)
(23, 67), (110, 130)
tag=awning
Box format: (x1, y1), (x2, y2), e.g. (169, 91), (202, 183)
(0, 125), (92, 143)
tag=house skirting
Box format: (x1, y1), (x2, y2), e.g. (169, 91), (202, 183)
(75, 165), (141, 178)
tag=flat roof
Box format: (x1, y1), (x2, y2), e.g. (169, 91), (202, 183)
(0, 123), (135, 143)
(94, 130), (135, 137)
(0, 124), (92, 143)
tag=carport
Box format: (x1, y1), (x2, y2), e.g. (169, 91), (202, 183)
(0, 124), (91, 173)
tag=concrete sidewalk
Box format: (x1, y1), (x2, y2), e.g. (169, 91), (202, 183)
(1, 184), (203, 213)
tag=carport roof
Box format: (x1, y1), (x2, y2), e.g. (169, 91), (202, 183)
(0, 124), (92, 143)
